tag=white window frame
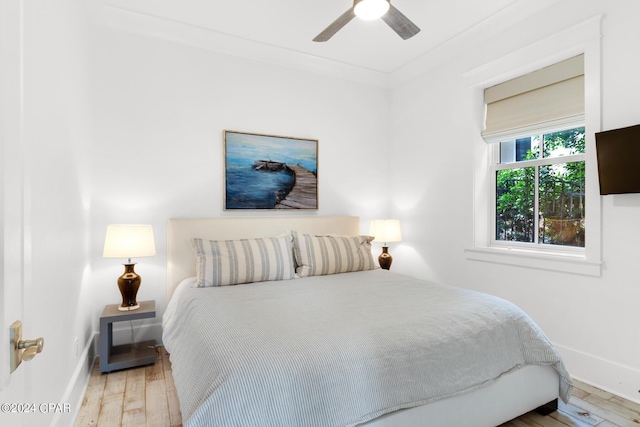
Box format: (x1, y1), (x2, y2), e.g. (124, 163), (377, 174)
(490, 126), (586, 254)
(464, 16), (602, 276)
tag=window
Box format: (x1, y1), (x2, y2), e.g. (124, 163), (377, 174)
(465, 18), (602, 276)
(493, 127), (585, 249)
(482, 54), (586, 255)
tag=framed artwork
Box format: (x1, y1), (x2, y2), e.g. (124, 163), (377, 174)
(224, 130), (318, 210)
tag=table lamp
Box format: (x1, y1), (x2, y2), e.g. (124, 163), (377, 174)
(103, 224), (156, 311)
(369, 219), (402, 270)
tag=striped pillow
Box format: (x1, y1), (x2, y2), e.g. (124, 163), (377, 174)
(192, 235), (295, 287)
(292, 231), (375, 277)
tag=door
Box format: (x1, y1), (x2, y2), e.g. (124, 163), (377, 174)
(1, 0), (27, 425)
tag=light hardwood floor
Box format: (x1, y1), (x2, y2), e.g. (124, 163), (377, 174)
(75, 347), (181, 427)
(75, 346), (640, 427)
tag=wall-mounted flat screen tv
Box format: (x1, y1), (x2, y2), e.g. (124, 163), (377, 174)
(595, 124), (640, 195)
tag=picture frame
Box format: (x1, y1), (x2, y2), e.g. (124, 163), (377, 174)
(224, 130), (318, 210)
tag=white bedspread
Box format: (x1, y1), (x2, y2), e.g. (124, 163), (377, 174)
(163, 270), (572, 427)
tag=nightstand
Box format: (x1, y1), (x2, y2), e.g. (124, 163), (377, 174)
(99, 300), (156, 373)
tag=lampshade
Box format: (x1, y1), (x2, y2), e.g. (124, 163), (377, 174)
(103, 225), (156, 259)
(369, 219), (402, 244)
(354, 0), (390, 20)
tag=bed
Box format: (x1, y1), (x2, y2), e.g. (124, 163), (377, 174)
(163, 216), (572, 427)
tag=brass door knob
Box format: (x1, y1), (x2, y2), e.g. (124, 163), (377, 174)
(9, 320), (45, 372)
(18, 337), (44, 361)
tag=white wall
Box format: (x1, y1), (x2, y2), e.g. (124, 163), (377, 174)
(5, 1), (639, 425)
(0, 1), (94, 426)
(88, 23), (391, 344)
(389, 0), (640, 403)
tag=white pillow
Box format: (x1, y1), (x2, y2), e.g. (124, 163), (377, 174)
(192, 234), (295, 287)
(291, 231), (375, 277)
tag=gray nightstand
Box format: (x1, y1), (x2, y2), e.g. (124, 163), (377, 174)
(99, 300), (156, 373)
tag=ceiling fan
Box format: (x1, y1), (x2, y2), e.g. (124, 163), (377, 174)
(313, 0), (420, 42)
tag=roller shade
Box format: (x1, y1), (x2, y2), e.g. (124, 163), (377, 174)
(483, 54), (584, 143)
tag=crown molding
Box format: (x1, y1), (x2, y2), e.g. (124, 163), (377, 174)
(97, 3), (391, 89)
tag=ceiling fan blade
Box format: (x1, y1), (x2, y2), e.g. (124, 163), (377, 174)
(313, 7), (356, 42)
(381, 4), (421, 40)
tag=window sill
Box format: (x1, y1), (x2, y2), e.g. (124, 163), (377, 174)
(464, 246), (601, 276)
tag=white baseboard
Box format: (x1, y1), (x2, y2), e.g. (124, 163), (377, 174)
(50, 332), (97, 427)
(556, 343), (640, 404)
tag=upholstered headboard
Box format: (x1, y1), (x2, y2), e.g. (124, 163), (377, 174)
(166, 216), (361, 299)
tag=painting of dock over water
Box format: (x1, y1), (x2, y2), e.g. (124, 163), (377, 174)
(224, 131), (318, 210)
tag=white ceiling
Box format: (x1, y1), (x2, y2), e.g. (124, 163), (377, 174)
(104, 0), (525, 74)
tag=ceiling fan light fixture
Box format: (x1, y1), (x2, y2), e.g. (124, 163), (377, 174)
(313, 0), (419, 42)
(354, 0), (390, 20)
